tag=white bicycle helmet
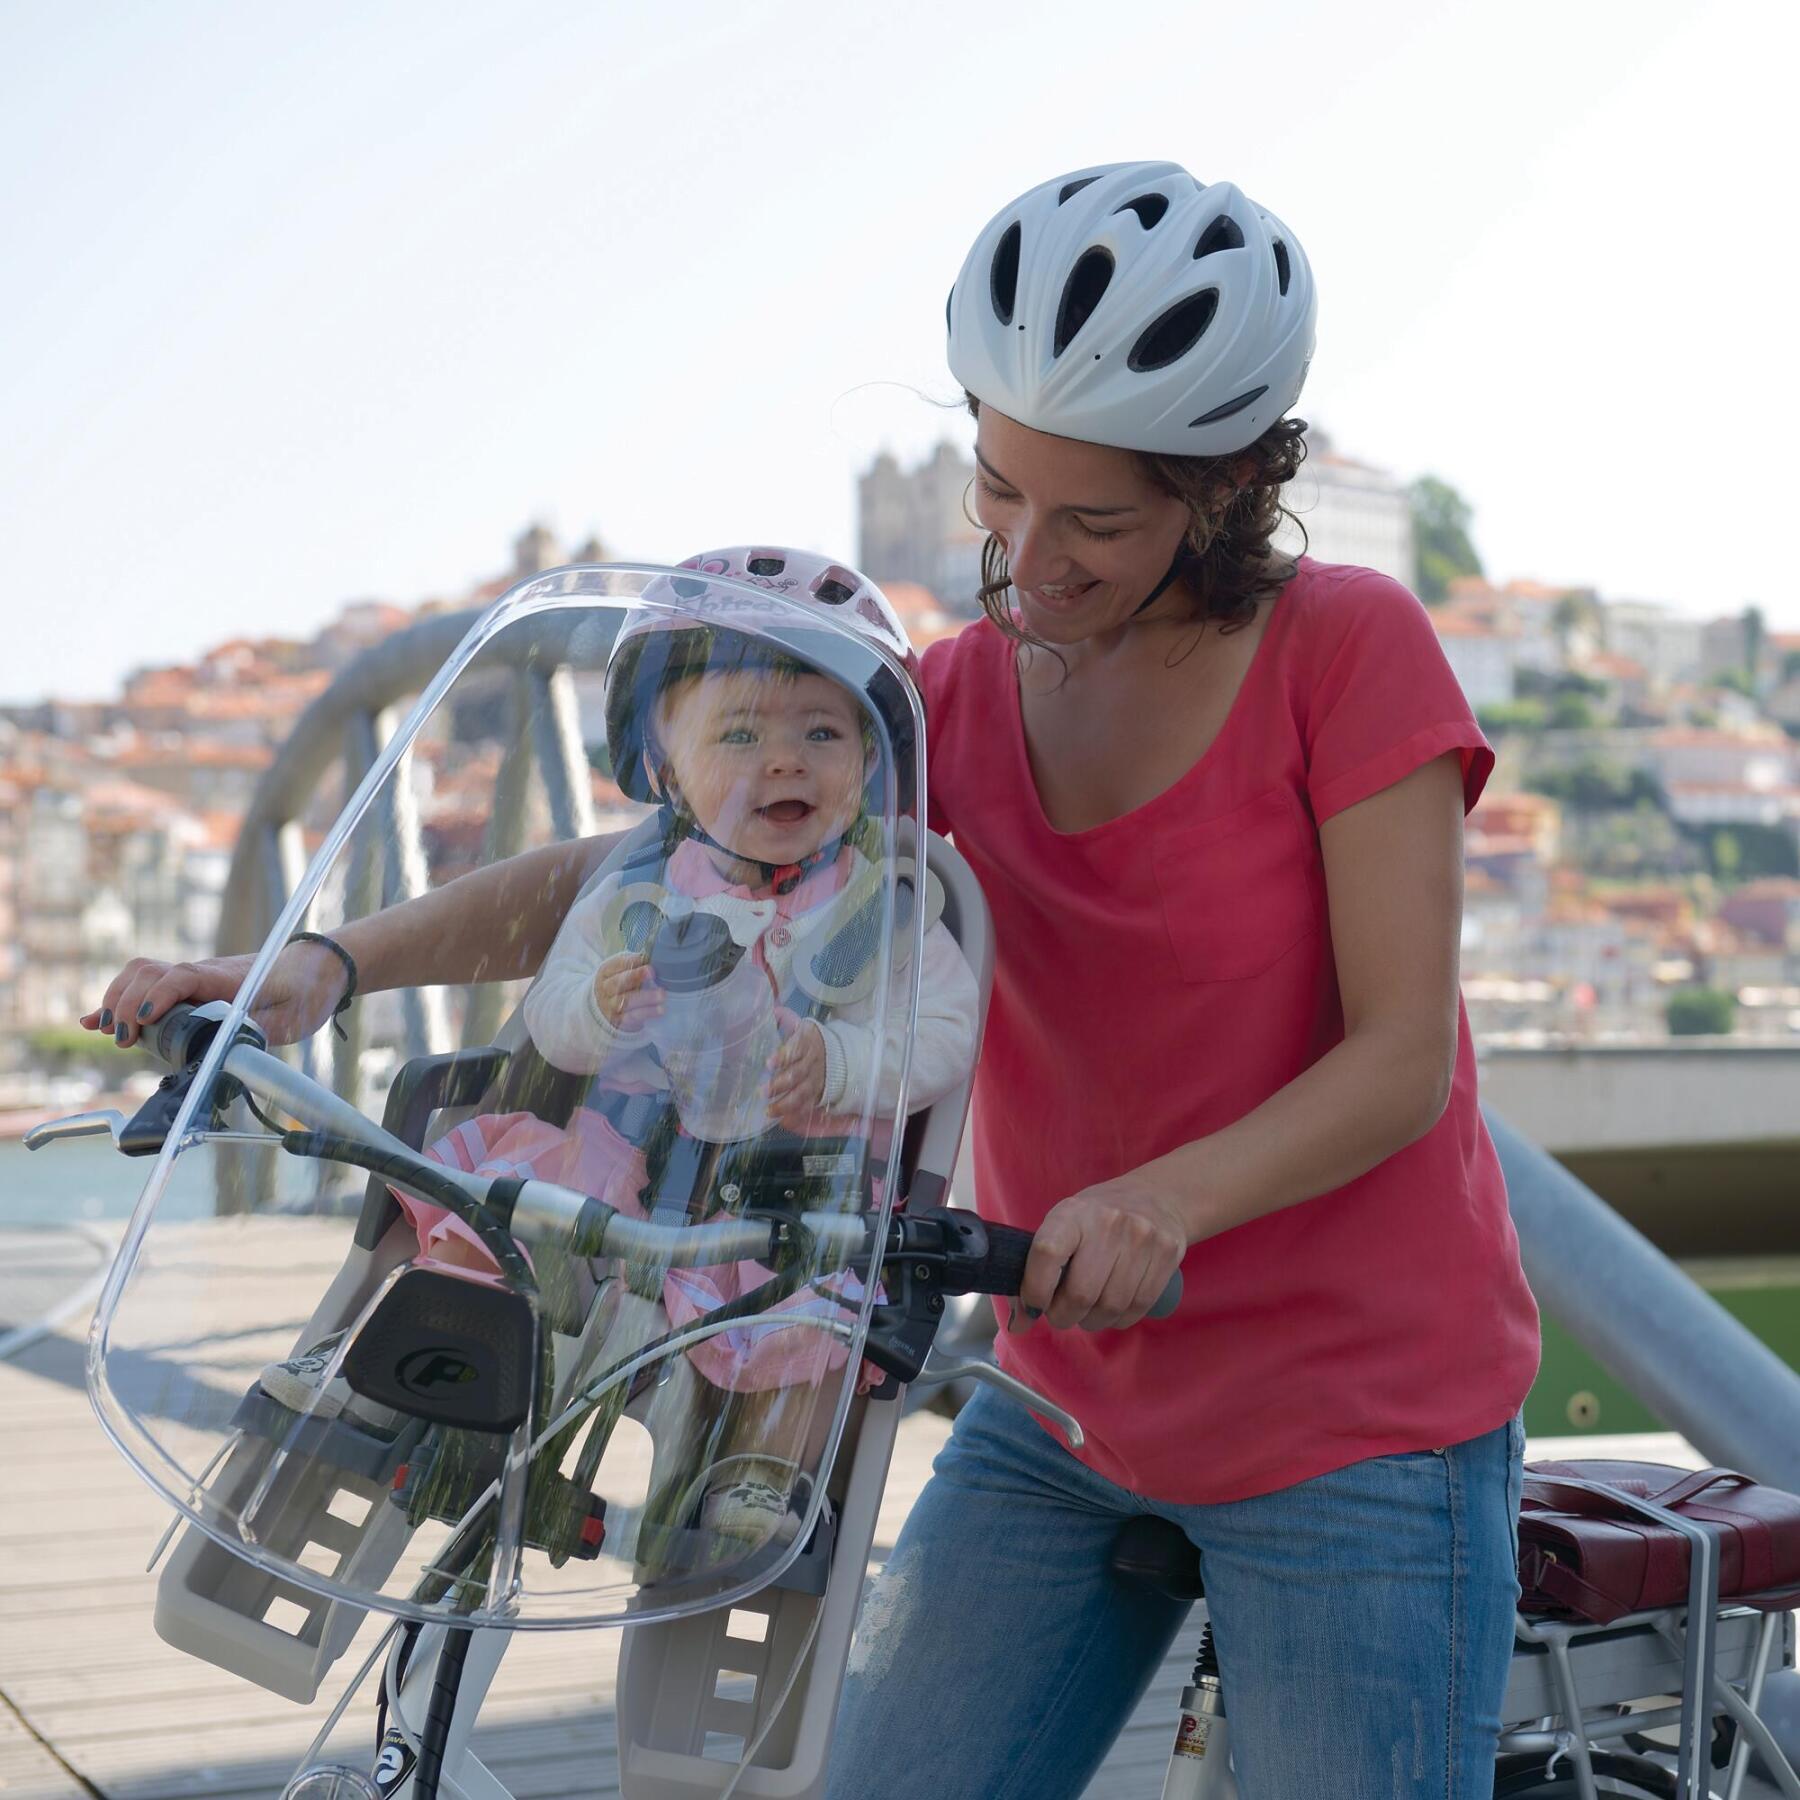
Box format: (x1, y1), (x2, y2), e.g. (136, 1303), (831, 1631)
(605, 546), (922, 809)
(946, 160), (1316, 457)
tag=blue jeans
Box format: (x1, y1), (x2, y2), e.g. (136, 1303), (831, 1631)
(826, 1389), (1525, 1799)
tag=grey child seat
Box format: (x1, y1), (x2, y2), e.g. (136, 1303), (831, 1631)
(152, 817), (994, 1800)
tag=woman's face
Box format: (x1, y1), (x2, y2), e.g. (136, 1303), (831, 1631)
(971, 407), (1193, 645)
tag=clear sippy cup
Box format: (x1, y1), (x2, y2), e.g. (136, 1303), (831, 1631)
(644, 911), (781, 1142)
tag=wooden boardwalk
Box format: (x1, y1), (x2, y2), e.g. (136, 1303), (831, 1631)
(0, 1222), (1715, 1800)
(0, 1227), (1205, 1799)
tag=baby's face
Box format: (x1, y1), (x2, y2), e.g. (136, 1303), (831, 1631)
(656, 670), (870, 870)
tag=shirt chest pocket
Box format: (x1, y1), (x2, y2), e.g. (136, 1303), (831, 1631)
(1152, 788), (1322, 982)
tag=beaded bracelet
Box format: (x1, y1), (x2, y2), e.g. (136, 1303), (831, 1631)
(288, 930), (358, 1040)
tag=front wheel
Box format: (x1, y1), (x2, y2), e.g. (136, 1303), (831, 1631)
(1493, 1750), (1679, 1797)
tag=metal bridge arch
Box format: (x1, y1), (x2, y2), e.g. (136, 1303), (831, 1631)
(215, 601), (610, 1104)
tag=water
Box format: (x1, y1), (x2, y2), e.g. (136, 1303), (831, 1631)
(0, 1133), (157, 1226)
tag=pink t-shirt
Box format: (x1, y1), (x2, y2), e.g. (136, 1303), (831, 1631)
(920, 558), (1540, 1503)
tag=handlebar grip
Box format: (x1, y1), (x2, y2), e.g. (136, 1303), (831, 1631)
(150, 1003), (204, 1067)
(968, 1220), (1183, 1321)
(965, 1218), (1034, 1299)
(148, 999), (262, 1071)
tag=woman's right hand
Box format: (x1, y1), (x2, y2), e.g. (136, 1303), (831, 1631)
(81, 940), (351, 1050)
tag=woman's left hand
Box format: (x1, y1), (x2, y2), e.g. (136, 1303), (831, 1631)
(1010, 1172), (1188, 1334)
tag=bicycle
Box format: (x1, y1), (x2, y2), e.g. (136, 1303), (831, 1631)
(1113, 1495), (1800, 1800)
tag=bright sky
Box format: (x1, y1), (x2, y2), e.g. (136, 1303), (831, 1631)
(3, 0), (1795, 703)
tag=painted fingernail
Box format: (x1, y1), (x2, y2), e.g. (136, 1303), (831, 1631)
(136, 1000), (153, 1019)
(114, 1025), (128, 1044)
(99, 1010), (113, 1029)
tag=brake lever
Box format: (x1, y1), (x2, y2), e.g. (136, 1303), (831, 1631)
(913, 1354), (1086, 1451)
(23, 1109), (128, 1152)
(27, 1003), (268, 1159)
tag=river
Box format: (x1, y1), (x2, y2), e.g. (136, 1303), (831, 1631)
(0, 1132), (162, 1227)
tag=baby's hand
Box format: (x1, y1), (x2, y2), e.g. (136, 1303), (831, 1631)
(765, 1014), (827, 1127)
(594, 951), (662, 1032)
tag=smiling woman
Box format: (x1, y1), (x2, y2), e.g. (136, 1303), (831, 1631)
(967, 395), (1305, 645)
(820, 160), (1540, 1800)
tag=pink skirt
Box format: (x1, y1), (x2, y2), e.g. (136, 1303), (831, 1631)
(396, 1107), (865, 1395)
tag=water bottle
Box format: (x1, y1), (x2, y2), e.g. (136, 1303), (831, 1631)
(644, 911), (781, 1143)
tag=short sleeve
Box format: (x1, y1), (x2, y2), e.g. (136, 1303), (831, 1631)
(1302, 571), (1494, 825)
(917, 634), (964, 839)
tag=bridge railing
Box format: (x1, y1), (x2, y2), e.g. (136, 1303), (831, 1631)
(214, 603), (610, 1148)
(1489, 1108), (1800, 1490)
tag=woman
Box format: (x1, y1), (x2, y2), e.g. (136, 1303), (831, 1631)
(91, 161), (1538, 1797)
(817, 162), (1537, 1799)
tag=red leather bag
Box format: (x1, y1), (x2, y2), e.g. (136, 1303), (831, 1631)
(1518, 1460), (1800, 1625)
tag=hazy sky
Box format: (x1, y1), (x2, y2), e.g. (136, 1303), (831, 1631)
(3, 0), (1795, 703)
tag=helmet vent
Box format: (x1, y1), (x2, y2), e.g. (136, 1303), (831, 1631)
(1058, 175), (1100, 204)
(1115, 193), (1169, 230)
(746, 554), (786, 577)
(812, 566), (860, 605)
(990, 222), (1022, 327)
(1273, 239), (1291, 296)
(1189, 385), (1268, 429)
(1127, 288), (1219, 373)
(1053, 248), (1116, 358)
(1193, 215), (1245, 260)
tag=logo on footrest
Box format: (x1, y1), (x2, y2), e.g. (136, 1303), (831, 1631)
(396, 1348), (480, 1397)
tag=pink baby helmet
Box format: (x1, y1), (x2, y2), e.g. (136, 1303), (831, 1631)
(604, 546), (922, 809)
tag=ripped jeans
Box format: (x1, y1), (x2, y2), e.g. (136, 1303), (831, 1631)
(826, 1389), (1524, 1800)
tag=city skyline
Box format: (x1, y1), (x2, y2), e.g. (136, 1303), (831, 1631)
(5, 0), (1793, 704)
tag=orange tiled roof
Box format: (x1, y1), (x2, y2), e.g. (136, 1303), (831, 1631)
(194, 810), (244, 850)
(1431, 614), (1506, 639)
(1665, 779), (1800, 797)
(1650, 726), (1788, 748)
(1724, 876), (1800, 900)
(111, 740), (274, 771)
(1474, 791), (1559, 821)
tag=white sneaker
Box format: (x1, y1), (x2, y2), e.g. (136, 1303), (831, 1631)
(259, 1329), (352, 1419)
(699, 1462), (805, 1550)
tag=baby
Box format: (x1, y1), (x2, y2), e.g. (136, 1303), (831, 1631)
(264, 547), (979, 1556)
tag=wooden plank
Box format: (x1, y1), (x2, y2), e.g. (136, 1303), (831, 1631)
(0, 1700), (98, 1800)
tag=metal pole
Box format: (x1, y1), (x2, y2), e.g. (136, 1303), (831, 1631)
(1487, 1106), (1800, 1488)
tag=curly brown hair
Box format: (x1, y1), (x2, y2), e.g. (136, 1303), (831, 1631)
(965, 395), (1309, 643)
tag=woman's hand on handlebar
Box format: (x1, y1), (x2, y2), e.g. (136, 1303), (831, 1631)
(81, 941), (348, 1050)
(1009, 1173), (1187, 1334)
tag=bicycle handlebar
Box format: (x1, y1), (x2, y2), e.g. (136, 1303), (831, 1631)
(166, 1002), (1180, 1318)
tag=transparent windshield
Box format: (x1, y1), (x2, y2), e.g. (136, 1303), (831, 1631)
(89, 566), (931, 1648)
